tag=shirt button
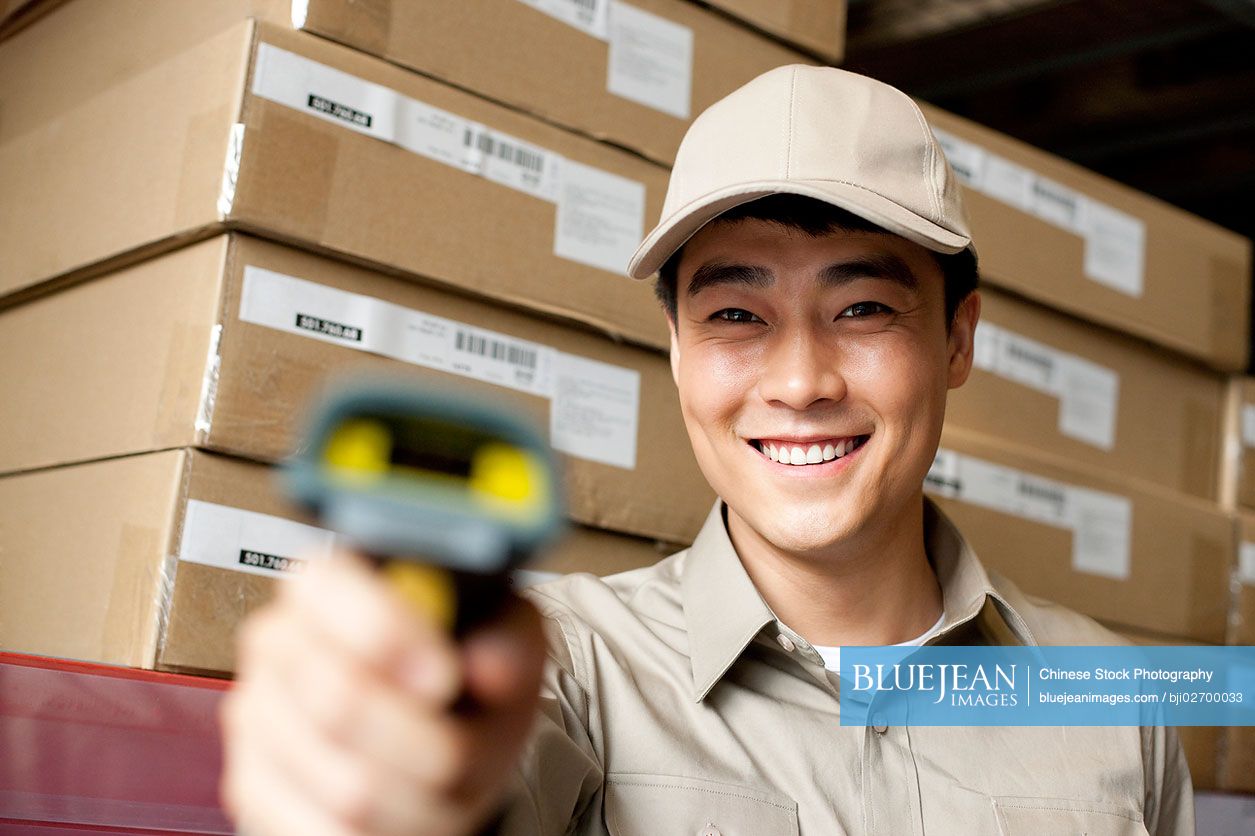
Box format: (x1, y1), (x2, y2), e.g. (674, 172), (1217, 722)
(776, 634), (796, 652)
(700, 825), (722, 836)
(873, 724), (888, 734)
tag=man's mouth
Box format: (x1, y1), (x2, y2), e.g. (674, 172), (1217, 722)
(748, 435), (871, 466)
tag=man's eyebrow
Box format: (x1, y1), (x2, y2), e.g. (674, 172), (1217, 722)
(819, 254), (920, 291)
(685, 261), (774, 297)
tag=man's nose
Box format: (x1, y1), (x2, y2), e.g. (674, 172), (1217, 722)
(756, 328), (847, 410)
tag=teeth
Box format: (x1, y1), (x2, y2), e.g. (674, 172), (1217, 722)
(756, 436), (866, 465)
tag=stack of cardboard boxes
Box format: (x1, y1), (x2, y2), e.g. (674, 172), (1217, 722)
(0, 0), (839, 674)
(919, 108), (1253, 791)
(2, 0), (1251, 795)
(1213, 380), (1255, 790)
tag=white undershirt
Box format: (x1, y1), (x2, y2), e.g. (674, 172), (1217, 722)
(811, 611), (946, 674)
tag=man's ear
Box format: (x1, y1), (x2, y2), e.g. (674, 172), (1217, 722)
(667, 314), (680, 387)
(947, 291), (981, 389)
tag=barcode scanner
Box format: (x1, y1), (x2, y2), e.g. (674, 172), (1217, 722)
(284, 374), (564, 635)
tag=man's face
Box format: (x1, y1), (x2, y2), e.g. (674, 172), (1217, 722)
(668, 218), (979, 556)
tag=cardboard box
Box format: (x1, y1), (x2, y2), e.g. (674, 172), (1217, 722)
(1219, 378), (1255, 512)
(0, 19), (673, 350)
(1231, 514), (1255, 647)
(293, 0), (808, 167)
(698, 0), (845, 63)
(927, 426), (1234, 643)
(1114, 626), (1223, 791)
(1, 0), (807, 169)
(0, 449), (679, 675)
(1218, 727), (1255, 793)
(949, 286), (1225, 502)
(923, 104), (1253, 372)
(1212, 512), (1255, 793)
(0, 234), (714, 544)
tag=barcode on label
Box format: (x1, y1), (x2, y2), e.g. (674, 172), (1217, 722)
(1005, 341), (1053, 373)
(566, 0), (598, 22)
(462, 128), (544, 173)
(1017, 477), (1066, 508)
(455, 330), (538, 370)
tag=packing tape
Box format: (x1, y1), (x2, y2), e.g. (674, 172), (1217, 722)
(103, 524), (167, 668)
(177, 106), (241, 229)
(160, 560), (277, 675)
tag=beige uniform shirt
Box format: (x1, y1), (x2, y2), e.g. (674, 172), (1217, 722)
(504, 500), (1194, 835)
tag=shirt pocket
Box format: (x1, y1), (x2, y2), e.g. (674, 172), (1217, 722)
(992, 795), (1149, 836)
(604, 773), (798, 836)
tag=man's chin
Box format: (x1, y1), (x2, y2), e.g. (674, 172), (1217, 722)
(728, 502), (867, 555)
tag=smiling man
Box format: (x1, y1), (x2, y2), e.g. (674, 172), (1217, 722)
(221, 66), (1194, 836)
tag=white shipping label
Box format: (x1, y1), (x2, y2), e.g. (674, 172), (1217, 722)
(238, 267), (642, 471)
(925, 449), (1132, 580)
(1239, 542), (1255, 586)
(1030, 176), (1086, 233)
(1055, 354), (1119, 450)
(1241, 404), (1255, 449)
(462, 123), (560, 202)
(251, 45), (537, 194)
(975, 321), (1118, 451)
(606, 1), (693, 119)
(252, 43), (402, 143)
(238, 266), (555, 398)
(1068, 487), (1132, 580)
(550, 351), (640, 470)
(932, 129), (986, 189)
(991, 328), (1059, 394)
(981, 156), (1035, 213)
(929, 129), (1147, 295)
(554, 157), (646, 275)
(1080, 199), (1146, 297)
(925, 449), (962, 498)
(972, 321), (999, 372)
(960, 456), (1071, 529)
(514, 0), (610, 40)
(179, 499), (340, 578)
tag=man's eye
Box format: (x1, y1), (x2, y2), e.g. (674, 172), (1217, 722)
(839, 301), (893, 318)
(711, 308), (761, 324)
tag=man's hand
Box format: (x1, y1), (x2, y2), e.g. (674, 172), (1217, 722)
(219, 551), (547, 836)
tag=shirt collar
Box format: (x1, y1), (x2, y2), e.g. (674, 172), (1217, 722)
(680, 497), (1036, 702)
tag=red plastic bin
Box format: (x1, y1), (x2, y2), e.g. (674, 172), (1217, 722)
(0, 652), (232, 834)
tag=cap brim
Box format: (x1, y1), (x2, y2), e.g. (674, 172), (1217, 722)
(627, 180), (972, 279)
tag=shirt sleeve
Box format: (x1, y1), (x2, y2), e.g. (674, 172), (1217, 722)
(1141, 724), (1195, 836)
(494, 602), (605, 835)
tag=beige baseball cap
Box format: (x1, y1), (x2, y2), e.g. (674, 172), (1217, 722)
(627, 64), (974, 280)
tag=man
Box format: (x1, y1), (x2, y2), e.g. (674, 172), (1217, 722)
(221, 66), (1193, 835)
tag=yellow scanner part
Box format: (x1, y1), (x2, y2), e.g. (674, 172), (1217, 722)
(469, 442), (548, 522)
(324, 418), (392, 481)
(323, 419), (457, 628)
(384, 562), (456, 631)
